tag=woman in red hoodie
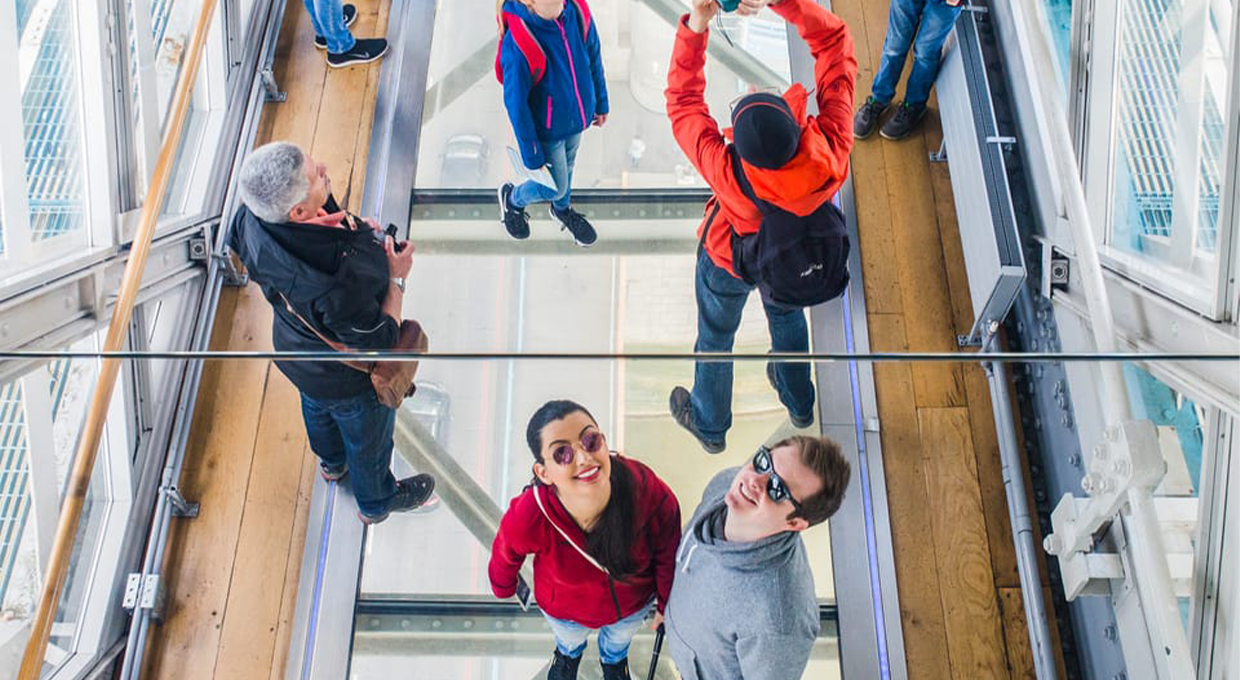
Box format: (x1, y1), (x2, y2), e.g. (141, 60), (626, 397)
(489, 400), (681, 680)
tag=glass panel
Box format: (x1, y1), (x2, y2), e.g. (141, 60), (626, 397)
(1122, 364), (1206, 634)
(360, 224), (834, 604)
(349, 611), (840, 678)
(17, 0), (87, 244)
(1041, 0), (1072, 92)
(151, 0), (197, 128)
(0, 337), (113, 678)
(415, 0), (791, 190)
(1109, 0), (1233, 267)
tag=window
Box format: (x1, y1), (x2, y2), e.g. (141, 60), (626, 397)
(1096, 0), (1236, 313)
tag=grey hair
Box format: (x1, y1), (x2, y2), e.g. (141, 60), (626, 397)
(238, 141), (311, 223)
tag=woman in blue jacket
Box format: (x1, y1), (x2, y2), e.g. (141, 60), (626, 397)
(496, 0), (608, 247)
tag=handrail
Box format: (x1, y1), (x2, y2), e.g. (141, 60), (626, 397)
(18, 0), (220, 676)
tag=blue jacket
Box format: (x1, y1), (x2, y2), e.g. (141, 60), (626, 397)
(500, 0), (608, 169)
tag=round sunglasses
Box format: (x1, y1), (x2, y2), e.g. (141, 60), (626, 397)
(752, 446), (804, 512)
(546, 430), (605, 466)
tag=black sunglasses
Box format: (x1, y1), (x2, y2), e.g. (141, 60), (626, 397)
(547, 430), (604, 466)
(752, 446), (803, 512)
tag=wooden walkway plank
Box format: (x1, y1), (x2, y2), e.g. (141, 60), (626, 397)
(963, 362), (1021, 588)
(268, 447), (317, 680)
(919, 407), (1010, 679)
(833, 0), (904, 316)
(998, 587), (1037, 680)
(211, 368), (310, 679)
(311, 0), (391, 210)
(144, 284), (274, 680)
(869, 314), (954, 680)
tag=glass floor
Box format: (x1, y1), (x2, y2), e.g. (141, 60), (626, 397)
(344, 0), (840, 676)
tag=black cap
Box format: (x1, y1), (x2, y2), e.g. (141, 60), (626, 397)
(731, 93), (800, 170)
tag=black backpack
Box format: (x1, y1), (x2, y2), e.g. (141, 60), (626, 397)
(708, 150), (850, 310)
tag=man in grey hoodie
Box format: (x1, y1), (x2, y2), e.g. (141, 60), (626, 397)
(665, 435), (850, 679)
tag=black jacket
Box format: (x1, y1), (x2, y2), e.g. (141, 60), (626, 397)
(227, 196), (398, 399)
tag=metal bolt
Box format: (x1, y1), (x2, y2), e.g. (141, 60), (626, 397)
(1112, 460), (1130, 476)
(1068, 453), (1082, 468)
(1104, 624), (1118, 641)
(1095, 443), (1108, 460)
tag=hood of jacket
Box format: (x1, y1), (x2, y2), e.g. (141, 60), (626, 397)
(675, 467), (803, 574)
(228, 205), (347, 306)
(722, 83), (849, 217)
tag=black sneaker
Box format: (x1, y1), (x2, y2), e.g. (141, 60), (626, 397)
(853, 95), (888, 140)
(600, 659), (631, 680)
(547, 649), (582, 680)
(319, 462), (348, 482)
(327, 38), (388, 68)
(313, 4), (358, 49)
(358, 473), (436, 525)
(669, 386), (725, 454)
(766, 361), (814, 428)
(498, 183), (530, 239)
(549, 205), (598, 247)
(880, 101), (927, 141)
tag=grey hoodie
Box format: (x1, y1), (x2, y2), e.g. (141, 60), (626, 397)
(664, 468), (820, 680)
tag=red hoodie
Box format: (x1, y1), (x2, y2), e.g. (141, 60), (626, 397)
(489, 456), (681, 629)
(665, 0), (857, 276)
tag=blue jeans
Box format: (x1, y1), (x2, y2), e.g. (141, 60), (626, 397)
(300, 390), (397, 516)
(691, 249), (814, 440)
(871, 0), (964, 107)
(302, 0), (355, 54)
(543, 600), (654, 665)
(511, 133), (581, 212)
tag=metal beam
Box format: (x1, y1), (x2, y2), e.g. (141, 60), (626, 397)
(0, 227), (207, 386)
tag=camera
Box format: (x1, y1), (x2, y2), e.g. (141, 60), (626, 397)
(718, 0), (741, 11)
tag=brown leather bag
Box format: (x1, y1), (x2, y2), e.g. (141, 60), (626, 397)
(280, 294), (428, 409)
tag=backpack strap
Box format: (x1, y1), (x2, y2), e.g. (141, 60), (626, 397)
(729, 148), (777, 215)
(532, 485), (609, 575)
(495, 13), (547, 85)
(568, 0), (592, 40)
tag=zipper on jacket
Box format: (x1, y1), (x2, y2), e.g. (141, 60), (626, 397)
(607, 576), (623, 620)
(546, 96), (553, 129)
(557, 18), (588, 128)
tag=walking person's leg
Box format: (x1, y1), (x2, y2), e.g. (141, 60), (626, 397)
(763, 302), (815, 428)
(542, 613), (590, 679)
(552, 133), (581, 212)
(511, 138), (567, 208)
(331, 391), (434, 524)
(300, 392), (349, 481)
(671, 249), (752, 452)
(870, 0), (927, 104)
(903, 0), (965, 106)
(548, 134), (596, 246)
(595, 600), (655, 676)
(303, 0), (355, 54)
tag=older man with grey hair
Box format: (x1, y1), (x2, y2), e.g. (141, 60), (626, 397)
(228, 141), (434, 524)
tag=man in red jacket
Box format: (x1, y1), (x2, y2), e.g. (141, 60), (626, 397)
(665, 0), (856, 453)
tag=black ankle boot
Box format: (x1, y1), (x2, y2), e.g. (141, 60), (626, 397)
(547, 649), (582, 680)
(601, 658), (631, 680)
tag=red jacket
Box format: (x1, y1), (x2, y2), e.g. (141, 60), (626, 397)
(665, 0), (857, 276)
(489, 456), (681, 628)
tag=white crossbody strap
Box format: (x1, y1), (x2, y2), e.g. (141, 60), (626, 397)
(533, 486), (609, 575)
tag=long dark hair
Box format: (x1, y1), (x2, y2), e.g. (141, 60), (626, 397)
(526, 400), (638, 577)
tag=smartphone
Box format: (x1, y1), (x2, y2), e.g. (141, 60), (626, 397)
(515, 576), (532, 611)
